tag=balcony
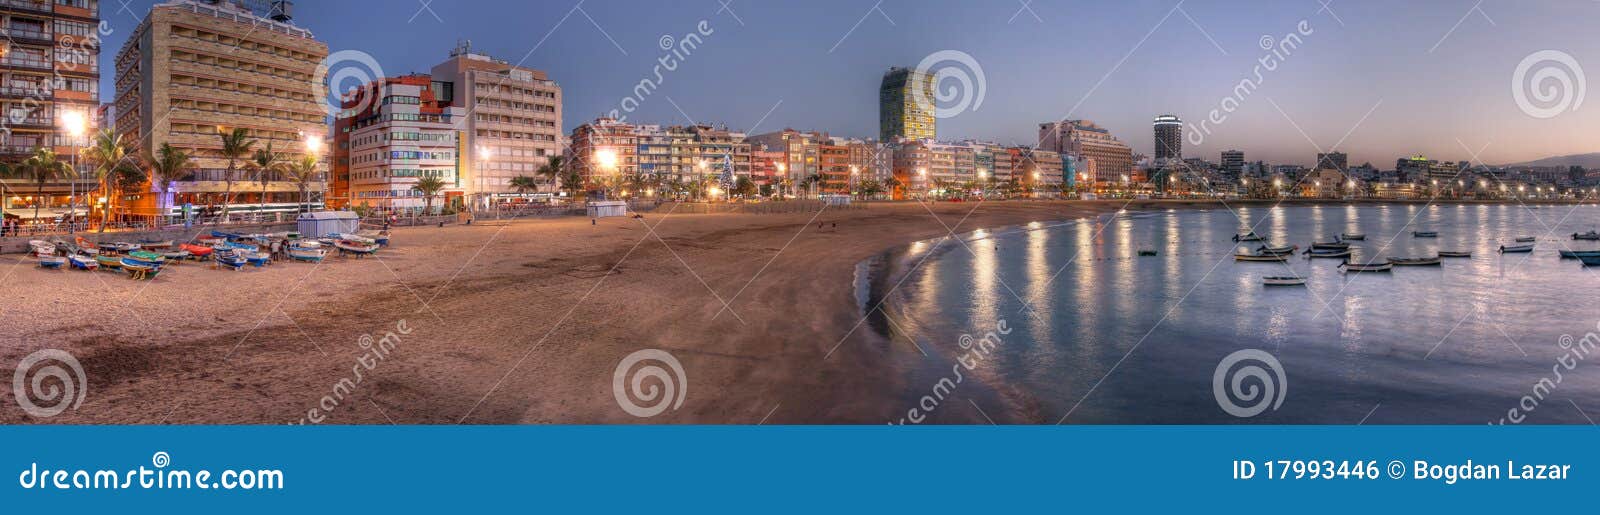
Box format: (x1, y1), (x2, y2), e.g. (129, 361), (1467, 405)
(0, 85), (50, 99)
(0, 55), (52, 72)
(0, 0), (52, 16)
(4, 116), (53, 130)
(0, 26), (52, 45)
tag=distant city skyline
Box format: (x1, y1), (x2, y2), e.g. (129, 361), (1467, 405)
(97, 0), (1600, 167)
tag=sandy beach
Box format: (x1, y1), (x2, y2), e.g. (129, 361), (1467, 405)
(2, 198), (1588, 424)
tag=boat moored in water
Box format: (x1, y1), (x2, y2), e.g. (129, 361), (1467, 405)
(1305, 248), (1353, 259)
(1437, 250), (1473, 258)
(1235, 252), (1289, 262)
(1413, 231), (1439, 238)
(1340, 233), (1366, 240)
(1514, 236), (1536, 243)
(1257, 244), (1299, 255)
(1499, 244), (1535, 253)
(1387, 256), (1442, 266)
(1580, 255), (1600, 266)
(1558, 249), (1600, 259)
(1263, 276), (1307, 286)
(1339, 261), (1393, 273)
(1573, 231), (1600, 241)
(1231, 232), (1264, 242)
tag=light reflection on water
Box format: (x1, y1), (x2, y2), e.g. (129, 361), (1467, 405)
(886, 204), (1600, 424)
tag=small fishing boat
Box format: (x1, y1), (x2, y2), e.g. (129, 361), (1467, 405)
(335, 239), (381, 256)
(1304, 248), (1353, 259)
(160, 249), (191, 261)
(179, 243), (214, 259)
(73, 237), (99, 257)
(1339, 261), (1393, 273)
(1263, 276), (1307, 286)
(113, 242), (141, 253)
(1437, 250), (1473, 258)
(196, 236), (225, 246)
(139, 239), (174, 249)
(211, 230), (244, 240)
(37, 255), (66, 269)
(331, 232), (378, 245)
(1558, 249), (1600, 258)
(125, 250), (166, 265)
(1581, 255), (1600, 266)
(1235, 252), (1289, 262)
(1136, 249), (1157, 256)
(357, 229), (391, 246)
(1387, 256), (1442, 266)
(1257, 244), (1299, 255)
(1231, 232), (1264, 242)
(1514, 236), (1536, 243)
(1573, 231), (1600, 241)
(214, 250), (248, 271)
(67, 254), (98, 271)
(1340, 233), (1366, 240)
(1413, 231), (1438, 238)
(1310, 241), (1350, 250)
(216, 241), (260, 253)
(288, 246), (328, 262)
(244, 251), (272, 267)
(1499, 244), (1534, 253)
(97, 241), (120, 253)
(94, 255), (123, 269)
(28, 240), (56, 256)
(119, 258), (161, 280)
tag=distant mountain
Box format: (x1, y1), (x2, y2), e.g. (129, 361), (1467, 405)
(1503, 153), (1600, 169)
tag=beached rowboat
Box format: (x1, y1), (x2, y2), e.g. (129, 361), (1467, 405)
(288, 246), (328, 262)
(1339, 261), (1393, 273)
(1263, 276), (1307, 286)
(1499, 244), (1535, 253)
(179, 243), (213, 259)
(67, 254), (98, 271)
(1387, 256), (1442, 266)
(38, 256), (66, 269)
(94, 255), (122, 269)
(335, 240), (381, 256)
(214, 251), (247, 271)
(119, 258), (161, 280)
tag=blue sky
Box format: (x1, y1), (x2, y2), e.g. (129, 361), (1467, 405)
(99, 0), (1600, 167)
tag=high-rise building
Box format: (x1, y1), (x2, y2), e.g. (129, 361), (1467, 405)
(431, 42), (562, 206)
(113, 0), (328, 220)
(569, 117), (638, 181)
(878, 67), (935, 142)
(1039, 120), (1133, 184)
(332, 75), (466, 212)
(747, 129), (823, 191)
(1220, 150), (1245, 176)
(1316, 151), (1348, 173)
(0, 0), (101, 220)
(1153, 114), (1182, 163)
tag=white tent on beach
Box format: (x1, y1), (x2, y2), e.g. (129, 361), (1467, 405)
(297, 211), (361, 237)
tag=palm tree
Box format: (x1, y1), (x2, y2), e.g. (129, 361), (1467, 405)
(215, 126), (256, 220)
(411, 175), (447, 215)
(282, 155), (322, 214)
(558, 167), (584, 198)
(79, 129), (128, 232)
(508, 175), (538, 195)
(535, 155), (565, 193)
(145, 143), (194, 223)
(247, 142), (284, 217)
(8, 148), (76, 224)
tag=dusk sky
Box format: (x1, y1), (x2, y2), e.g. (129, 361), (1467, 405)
(101, 0), (1600, 167)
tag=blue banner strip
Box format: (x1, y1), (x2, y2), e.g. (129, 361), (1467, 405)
(2, 426), (1594, 512)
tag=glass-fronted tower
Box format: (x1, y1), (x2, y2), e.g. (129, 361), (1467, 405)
(879, 67), (935, 143)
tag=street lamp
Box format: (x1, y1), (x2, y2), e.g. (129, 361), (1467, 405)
(61, 110), (86, 231)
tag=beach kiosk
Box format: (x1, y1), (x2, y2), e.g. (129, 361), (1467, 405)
(587, 200), (627, 218)
(297, 211), (361, 238)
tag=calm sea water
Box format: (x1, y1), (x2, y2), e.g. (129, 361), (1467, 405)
(872, 204), (1600, 424)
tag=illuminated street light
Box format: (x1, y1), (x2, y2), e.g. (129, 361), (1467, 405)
(61, 110), (86, 138)
(595, 149), (618, 170)
(304, 134), (323, 156)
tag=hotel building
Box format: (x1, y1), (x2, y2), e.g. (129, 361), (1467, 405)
(1220, 150), (1245, 177)
(430, 43), (562, 206)
(569, 117), (753, 194)
(113, 0), (328, 219)
(0, 0), (101, 219)
(746, 128), (823, 192)
(878, 67), (935, 142)
(332, 74), (465, 212)
(1152, 114), (1182, 163)
(1039, 120), (1133, 184)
